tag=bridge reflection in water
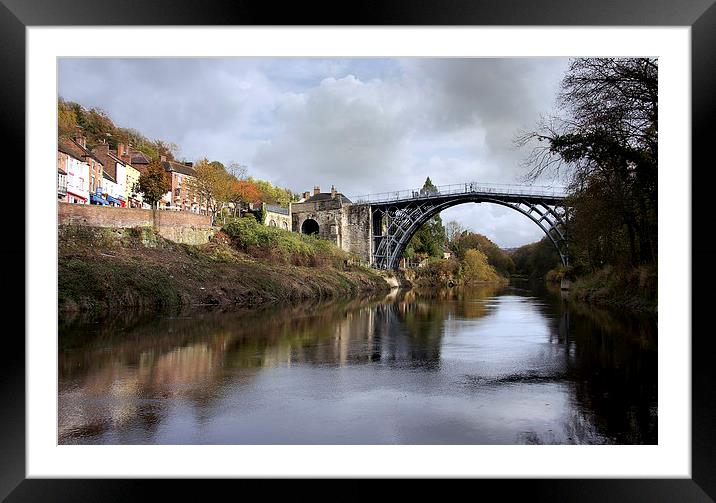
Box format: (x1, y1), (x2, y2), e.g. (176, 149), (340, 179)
(58, 284), (656, 445)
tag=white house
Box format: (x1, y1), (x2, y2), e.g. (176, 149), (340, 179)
(58, 139), (90, 204)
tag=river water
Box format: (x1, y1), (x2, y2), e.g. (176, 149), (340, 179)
(58, 281), (657, 444)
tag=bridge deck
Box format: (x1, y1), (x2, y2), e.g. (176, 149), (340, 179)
(349, 181), (566, 206)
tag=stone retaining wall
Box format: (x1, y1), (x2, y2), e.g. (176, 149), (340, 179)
(58, 202), (215, 245)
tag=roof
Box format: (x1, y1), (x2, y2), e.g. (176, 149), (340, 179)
(265, 204), (290, 215)
(162, 160), (196, 176)
(107, 150), (130, 166)
(58, 140), (83, 162)
(58, 138), (104, 166)
(304, 192), (352, 204)
(129, 151), (151, 165)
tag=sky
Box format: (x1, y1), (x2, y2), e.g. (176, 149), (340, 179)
(58, 57), (570, 248)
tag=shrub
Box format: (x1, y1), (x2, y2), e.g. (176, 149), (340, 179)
(414, 258), (460, 286)
(221, 216), (347, 267)
(461, 249), (502, 284)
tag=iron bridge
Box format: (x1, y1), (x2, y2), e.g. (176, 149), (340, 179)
(350, 182), (570, 270)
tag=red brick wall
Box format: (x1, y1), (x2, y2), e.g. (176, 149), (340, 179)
(58, 202), (211, 229)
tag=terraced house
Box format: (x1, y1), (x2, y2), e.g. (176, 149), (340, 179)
(57, 136), (103, 205)
(92, 142), (144, 208)
(158, 155), (201, 213)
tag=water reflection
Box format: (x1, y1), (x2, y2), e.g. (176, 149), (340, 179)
(58, 282), (656, 444)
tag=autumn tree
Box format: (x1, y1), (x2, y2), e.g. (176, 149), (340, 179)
(57, 99), (78, 138)
(517, 58), (658, 269)
(451, 232), (515, 277)
(138, 159), (171, 208)
(250, 178), (294, 206)
(191, 158), (234, 217)
(229, 179), (261, 216)
(461, 249), (501, 284)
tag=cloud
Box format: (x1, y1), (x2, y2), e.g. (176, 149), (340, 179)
(58, 57), (568, 246)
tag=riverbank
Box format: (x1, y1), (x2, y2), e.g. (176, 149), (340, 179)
(58, 224), (390, 316)
(566, 265), (657, 313)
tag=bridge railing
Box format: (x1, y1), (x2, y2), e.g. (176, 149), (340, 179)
(349, 181), (567, 205)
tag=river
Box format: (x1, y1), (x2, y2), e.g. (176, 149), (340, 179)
(58, 281), (657, 444)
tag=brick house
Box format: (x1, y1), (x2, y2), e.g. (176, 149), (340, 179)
(128, 150), (151, 175)
(159, 156), (201, 213)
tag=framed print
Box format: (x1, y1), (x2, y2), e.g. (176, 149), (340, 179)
(2, 0), (714, 500)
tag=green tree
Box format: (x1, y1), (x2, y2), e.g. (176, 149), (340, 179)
(138, 159), (171, 208)
(510, 237), (561, 279)
(407, 177), (446, 260)
(419, 176), (439, 196)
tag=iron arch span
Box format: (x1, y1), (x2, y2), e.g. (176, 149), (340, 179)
(371, 195), (569, 270)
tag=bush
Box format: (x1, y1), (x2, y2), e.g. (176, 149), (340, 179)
(221, 216), (347, 267)
(414, 258), (460, 286)
(462, 249), (502, 284)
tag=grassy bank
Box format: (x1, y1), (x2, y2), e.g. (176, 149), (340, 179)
(58, 222), (389, 315)
(568, 265), (657, 313)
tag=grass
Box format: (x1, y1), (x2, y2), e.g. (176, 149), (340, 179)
(221, 216), (348, 268)
(570, 265), (657, 313)
(58, 223), (388, 316)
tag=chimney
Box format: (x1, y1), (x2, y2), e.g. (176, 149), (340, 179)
(314, 185), (321, 196)
(331, 185), (337, 199)
(117, 143), (130, 163)
(160, 155), (167, 162)
(74, 133), (87, 148)
(94, 143), (110, 154)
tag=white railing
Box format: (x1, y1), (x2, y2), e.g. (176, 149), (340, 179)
(349, 181), (567, 204)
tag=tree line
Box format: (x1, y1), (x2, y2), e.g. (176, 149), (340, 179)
(517, 58), (658, 274)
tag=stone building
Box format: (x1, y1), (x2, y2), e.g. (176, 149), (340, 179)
(291, 185), (373, 265)
(263, 203), (292, 231)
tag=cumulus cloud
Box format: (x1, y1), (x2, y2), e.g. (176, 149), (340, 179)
(58, 57), (568, 247)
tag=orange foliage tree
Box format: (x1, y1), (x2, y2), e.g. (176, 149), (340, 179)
(229, 179), (261, 216)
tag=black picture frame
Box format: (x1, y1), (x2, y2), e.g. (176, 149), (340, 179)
(2, 0), (713, 500)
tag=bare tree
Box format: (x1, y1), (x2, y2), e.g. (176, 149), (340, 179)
(445, 220), (465, 244)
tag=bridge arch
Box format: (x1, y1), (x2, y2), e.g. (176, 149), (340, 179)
(373, 195), (568, 270)
(301, 218), (320, 235)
